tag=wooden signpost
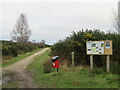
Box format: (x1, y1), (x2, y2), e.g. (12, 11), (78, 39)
(106, 55), (110, 73)
(86, 40), (113, 73)
(90, 55), (93, 70)
(71, 52), (75, 71)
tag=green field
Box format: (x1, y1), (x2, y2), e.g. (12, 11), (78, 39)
(2, 48), (42, 67)
(27, 50), (119, 88)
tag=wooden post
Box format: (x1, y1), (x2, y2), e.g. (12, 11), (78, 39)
(71, 52), (75, 69)
(106, 55), (110, 73)
(57, 68), (59, 72)
(90, 55), (93, 70)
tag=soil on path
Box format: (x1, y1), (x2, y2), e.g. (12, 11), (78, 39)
(2, 48), (49, 88)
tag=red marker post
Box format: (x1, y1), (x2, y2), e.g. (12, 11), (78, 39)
(52, 56), (60, 72)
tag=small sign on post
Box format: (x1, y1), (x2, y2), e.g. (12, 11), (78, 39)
(105, 41), (112, 73)
(86, 41), (113, 72)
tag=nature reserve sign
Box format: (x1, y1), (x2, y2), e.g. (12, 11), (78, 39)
(86, 40), (113, 72)
(86, 41), (112, 55)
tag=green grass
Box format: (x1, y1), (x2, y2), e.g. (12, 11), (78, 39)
(27, 49), (51, 74)
(2, 82), (19, 88)
(27, 50), (119, 88)
(2, 48), (42, 67)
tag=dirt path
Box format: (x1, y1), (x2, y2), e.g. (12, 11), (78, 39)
(2, 48), (49, 88)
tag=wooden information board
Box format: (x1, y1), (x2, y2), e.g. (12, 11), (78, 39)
(86, 41), (112, 55)
(86, 40), (112, 72)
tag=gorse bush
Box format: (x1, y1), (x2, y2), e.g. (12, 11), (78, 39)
(51, 29), (120, 70)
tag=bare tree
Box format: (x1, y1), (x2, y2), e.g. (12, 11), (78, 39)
(11, 13), (31, 44)
(113, 1), (120, 34)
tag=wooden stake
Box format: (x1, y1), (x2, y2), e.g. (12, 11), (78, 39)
(90, 55), (93, 70)
(71, 52), (75, 69)
(57, 68), (59, 72)
(106, 55), (110, 73)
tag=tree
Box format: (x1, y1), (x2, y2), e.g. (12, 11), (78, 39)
(113, 1), (120, 34)
(11, 13), (31, 44)
(32, 40), (36, 43)
(40, 40), (45, 44)
(40, 40), (45, 47)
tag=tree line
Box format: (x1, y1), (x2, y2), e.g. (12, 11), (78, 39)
(2, 40), (49, 60)
(51, 29), (120, 74)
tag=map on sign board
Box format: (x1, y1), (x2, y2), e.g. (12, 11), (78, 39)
(86, 41), (104, 55)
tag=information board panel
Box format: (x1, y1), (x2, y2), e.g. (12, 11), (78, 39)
(86, 41), (112, 55)
(86, 41), (104, 55)
(104, 41), (113, 55)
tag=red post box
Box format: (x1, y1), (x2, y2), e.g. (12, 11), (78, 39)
(52, 60), (60, 68)
(51, 56), (60, 72)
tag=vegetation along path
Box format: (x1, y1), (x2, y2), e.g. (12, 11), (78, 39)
(2, 48), (50, 88)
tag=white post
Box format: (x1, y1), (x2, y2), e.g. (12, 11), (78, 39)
(90, 55), (93, 70)
(106, 55), (110, 73)
(71, 52), (75, 69)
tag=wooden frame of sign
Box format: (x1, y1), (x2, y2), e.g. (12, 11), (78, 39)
(86, 40), (113, 73)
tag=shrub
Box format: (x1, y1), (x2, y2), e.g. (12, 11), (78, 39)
(91, 67), (105, 74)
(1, 40), (43, 60)
(110, 62), (120, 74)
(43, 60), (53, 73)
(51, 29), (120, 69)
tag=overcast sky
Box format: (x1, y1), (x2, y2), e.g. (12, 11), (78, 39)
(1, 0), (118, 45)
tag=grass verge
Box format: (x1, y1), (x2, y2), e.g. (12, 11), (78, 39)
(2, 82), (19, 88)
(2, 48), (42, 67)
(27, 50), (119, 88)
(2, 71), (19, 88)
